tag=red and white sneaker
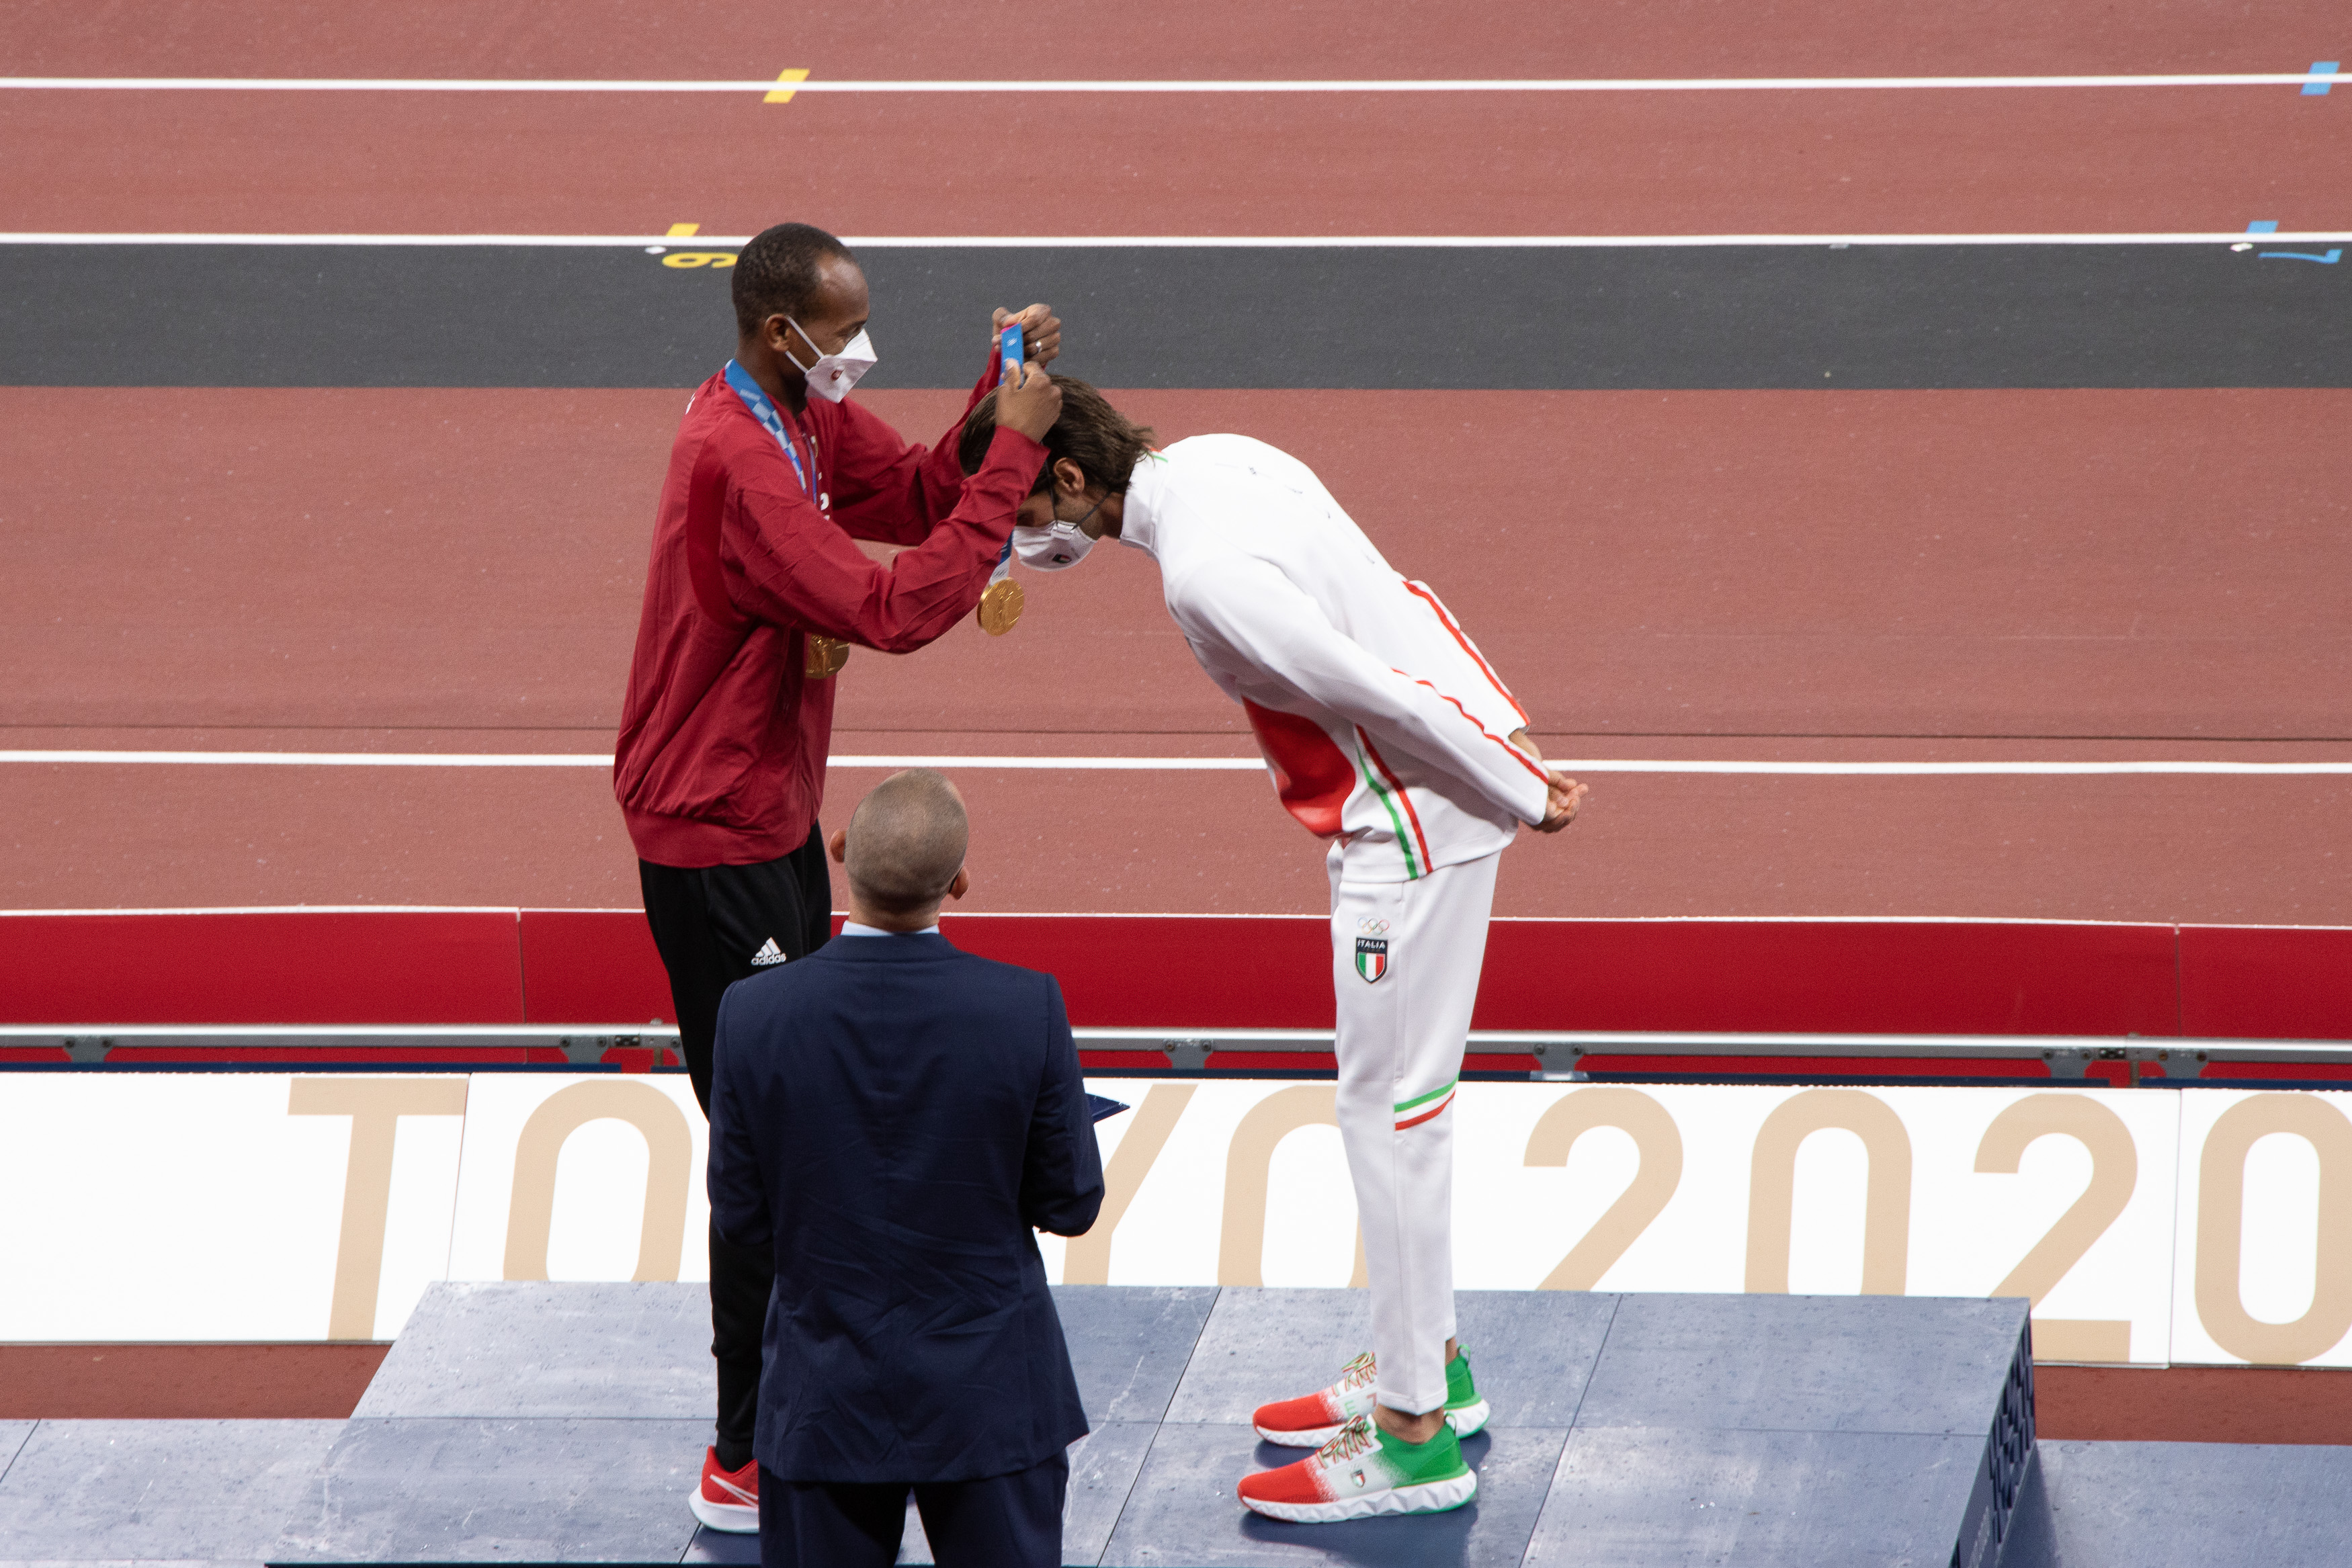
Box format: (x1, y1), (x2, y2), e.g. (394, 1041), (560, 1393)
(1253, 1348), (1491, 1447)
(1236, 1414), (1478, 1523)
(688, 1446), (759, 1532)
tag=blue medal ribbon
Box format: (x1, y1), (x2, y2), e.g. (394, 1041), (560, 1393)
(724, 359), (814, 498)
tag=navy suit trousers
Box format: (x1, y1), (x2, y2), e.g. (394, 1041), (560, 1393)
(757, 1454), (1067, 1568)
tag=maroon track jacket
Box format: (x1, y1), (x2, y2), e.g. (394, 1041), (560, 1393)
(616, 361), (1041, 867)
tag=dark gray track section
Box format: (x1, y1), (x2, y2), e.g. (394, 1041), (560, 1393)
(4, 243), (2343, 389)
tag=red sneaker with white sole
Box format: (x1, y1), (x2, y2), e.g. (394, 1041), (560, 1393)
(1236, 1414), (1478, 1523)
(689, 1446), (759, 1532)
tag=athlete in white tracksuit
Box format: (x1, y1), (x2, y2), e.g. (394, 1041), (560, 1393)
(1120, 435), (1572, 1401)
(958, 382), (1582, 1519)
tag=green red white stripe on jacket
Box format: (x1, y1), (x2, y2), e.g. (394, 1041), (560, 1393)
(1353, 727), (1431, 879)
(1394, 1078), (1458, 1130)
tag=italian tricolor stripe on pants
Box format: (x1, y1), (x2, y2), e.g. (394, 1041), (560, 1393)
(1393, 1079), (1457, 1131)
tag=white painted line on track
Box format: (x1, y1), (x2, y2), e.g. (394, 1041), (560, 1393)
(0, 73), (2337, 93)
(4, 751), (2349, 776)
(8, 231), (2352, 248)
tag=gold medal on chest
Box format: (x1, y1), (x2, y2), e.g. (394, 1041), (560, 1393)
(976, 578), (1024, 637)
(803, 635), (850, 679)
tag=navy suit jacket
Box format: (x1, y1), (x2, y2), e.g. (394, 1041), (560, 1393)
(708, 931), (1105, 1483)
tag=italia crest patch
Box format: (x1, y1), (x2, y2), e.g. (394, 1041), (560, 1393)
(1354, 937), (1389, 983)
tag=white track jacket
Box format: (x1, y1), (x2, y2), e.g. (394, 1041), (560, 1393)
(1117, 435), (1550, 882)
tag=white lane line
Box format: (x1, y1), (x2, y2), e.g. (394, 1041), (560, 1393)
(8, 231), (2352, 248)
(3, 751), (2349, 775)
(0, 73), (2337, 93)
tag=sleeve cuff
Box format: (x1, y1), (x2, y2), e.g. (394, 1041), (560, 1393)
(984, 426), (1048, 488)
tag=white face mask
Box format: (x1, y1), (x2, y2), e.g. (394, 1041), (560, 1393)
(784, 318), (876, 403)
(1011, 520), (1095, 571)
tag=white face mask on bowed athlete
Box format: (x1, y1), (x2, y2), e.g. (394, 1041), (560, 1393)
(1011, 520), (1095, 570)
(784, 317), (877, 403)
(1011, 486), (1106, 571)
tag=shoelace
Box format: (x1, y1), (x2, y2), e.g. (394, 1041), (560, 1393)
(1335, 1350), (1377, 1391)
(1316, 1415), (1378, 1467)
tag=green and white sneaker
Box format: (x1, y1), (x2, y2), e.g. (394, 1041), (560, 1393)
(1252, 1346), (1491, 1446)
(1236, 1413), (1478, 1522)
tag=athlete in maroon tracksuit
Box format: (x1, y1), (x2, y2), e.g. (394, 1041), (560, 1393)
(614, 220), (1062, 1529)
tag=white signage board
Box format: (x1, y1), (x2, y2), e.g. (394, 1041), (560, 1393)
(2168, 1088), (2352, 1367)
(446, 1074), (711, 1287)
(3, 1072), (2347, 1366)
(0, 1074), (467, 1341)
(1063, 1080), (2182, 1366)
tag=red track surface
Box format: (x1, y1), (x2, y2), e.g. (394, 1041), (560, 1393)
(3, 387), (2347, 918)
(4, 88), (2342, 236)
(0, 1343), (389, 1419)
(5, 1), (2341, 81)
(7, 3), (2345, 234)
(5, 1343), (2346, 1446)
(8, 388), (2347, 736)
(3, 750), (2349, 922)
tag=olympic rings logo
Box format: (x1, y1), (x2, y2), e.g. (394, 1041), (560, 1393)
(1357, 918), (1391, 935)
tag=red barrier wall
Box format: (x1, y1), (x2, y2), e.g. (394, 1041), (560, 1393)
(941, 914), (1335, 1029)
(0, 909), (2345, 1040)
(2179, 925), (2352, 1041)
(517, 910), (673, 1026)
(1474, 920), (2182, 1037)
(0, 910), (524, 1026)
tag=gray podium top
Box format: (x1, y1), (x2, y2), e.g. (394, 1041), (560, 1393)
(271, 1281), (2040, 1567)
(3, 1286), (2344, 1565)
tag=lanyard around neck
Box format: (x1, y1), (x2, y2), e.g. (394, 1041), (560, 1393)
(724, 359), (814, 498)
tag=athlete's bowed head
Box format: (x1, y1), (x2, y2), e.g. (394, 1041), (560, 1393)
(958, 377), (1586, 1528)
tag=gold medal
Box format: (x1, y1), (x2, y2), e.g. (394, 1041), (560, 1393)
(976, 578), (1024, 636)
(803, 635), (849, 679)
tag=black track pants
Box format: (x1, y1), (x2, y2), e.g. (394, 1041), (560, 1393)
(638, 827), (832, 1470)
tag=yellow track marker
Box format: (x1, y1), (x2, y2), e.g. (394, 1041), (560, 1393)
(665, 222), (699, 237)
(765, 69), (810, 103)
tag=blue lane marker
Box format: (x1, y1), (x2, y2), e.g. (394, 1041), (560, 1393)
(2242, 219), (2340, 261)
(2303, 61), (2338, 96)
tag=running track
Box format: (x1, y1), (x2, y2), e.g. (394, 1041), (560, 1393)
(7, 3), (2351, 1442)
(5, 0), (2339, 79)
(4, 386), (2347, 920)
(3, 1), (2345, 235)
(4, 87), (2344, 236)
(1, 1), (2346, 924)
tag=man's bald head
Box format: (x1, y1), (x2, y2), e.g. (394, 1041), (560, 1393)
(842, 769), (969, 920)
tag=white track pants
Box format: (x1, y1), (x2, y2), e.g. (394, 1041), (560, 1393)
(1329, 846), (1499, 1415)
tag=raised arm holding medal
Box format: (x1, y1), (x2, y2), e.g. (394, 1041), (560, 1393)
(611, 220), (1064, 1534)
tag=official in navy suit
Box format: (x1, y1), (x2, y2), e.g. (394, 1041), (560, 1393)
(708, 767), (1105, 1568)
